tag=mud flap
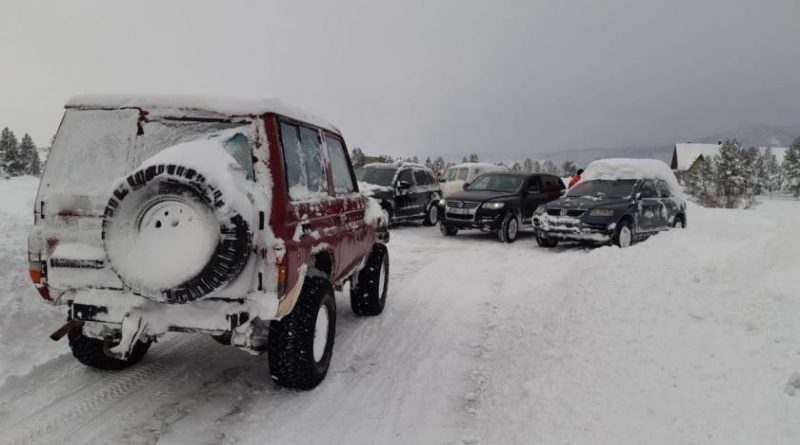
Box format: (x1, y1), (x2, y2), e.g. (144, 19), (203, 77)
(106, 313), (148, 360)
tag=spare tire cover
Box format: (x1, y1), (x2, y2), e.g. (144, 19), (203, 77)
(102, 164), (252, 304)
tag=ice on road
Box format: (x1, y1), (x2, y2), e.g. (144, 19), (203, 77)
(1, 177), (799, 445)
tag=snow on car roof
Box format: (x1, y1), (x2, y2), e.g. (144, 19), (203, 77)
(582, 158), (683, 196)
(66, 94), (340, 134)
(446, 162), (508, 170)
(362, 161), (433, 171)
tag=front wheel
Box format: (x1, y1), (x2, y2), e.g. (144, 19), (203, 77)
(497, 213), (519, 243)
(673, 215), (685, 229)
(268, 277), (336, 390)
(440, 223), (458, 236)
(422, 203), (439, 226)
(613, 220), (633, 248)
(350, 243), (389, 316)
(536, 234), (558, 248)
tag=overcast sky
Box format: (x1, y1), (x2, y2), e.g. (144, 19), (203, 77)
(2, 0), (799, 158)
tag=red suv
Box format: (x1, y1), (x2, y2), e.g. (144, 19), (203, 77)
(28, 95), (389, 390)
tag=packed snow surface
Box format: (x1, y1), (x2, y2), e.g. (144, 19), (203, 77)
(2, 177), (800, 444)
(582, 158), (684, 196)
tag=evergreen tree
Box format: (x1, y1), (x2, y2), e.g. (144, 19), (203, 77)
(763, 147), (781, 193)
(468, 153), (479, 163)
(714, 139), (747, 193)
(351, 147), (366, 169)
(0, 127), (22, 176)
(782, 138), (800, 198)
(561, 160), (578, 176)
(412, 156), (419, 164)
(462, 156), (468, 164)
(543, 160), (558, 174)
(424, 157), (433, 170)
(20, 134), (40, 176)
(523, 158), (534, 172)
(532, 160), (542, 173)
(511, 162), (522, 171)
(433, 156), (445, 172)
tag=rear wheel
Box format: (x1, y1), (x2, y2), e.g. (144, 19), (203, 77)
(422, 203), (439, 226)
(613, 220), (633, 248)
(536, 234), (558, 248)
(440, 223), (458, 236)
(498, 213), (519, 243)
(350, 243), (389, 316)
(673, 215), (685, 228)
(268, 277), (336, 390)
(68, 328), (151, 371)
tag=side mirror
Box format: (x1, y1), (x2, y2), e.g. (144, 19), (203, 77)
(438, 178), (446, 183)
(462, 182), (470, 190)
(397, 180), (412, 190)
(635, 192), (642, 200)
(559, 189), (566, 196)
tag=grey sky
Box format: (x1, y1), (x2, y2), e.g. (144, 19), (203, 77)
(2, 0), (799, 159)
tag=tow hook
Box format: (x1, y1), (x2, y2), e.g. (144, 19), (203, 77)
(49, 319), (84, 341)
(105, 313), (147, 361)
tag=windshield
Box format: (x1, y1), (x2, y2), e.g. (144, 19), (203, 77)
(567, 180), (637, 198)
(356, 167), (397, 186)
(467, 174), (524, 193)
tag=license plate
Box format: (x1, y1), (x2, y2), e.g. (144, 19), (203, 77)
(448, 207), (472, 215)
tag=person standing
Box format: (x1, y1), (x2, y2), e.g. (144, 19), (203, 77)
(568, 168), (583, 188)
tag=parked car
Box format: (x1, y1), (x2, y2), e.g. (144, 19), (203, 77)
(356, 162), (441, 226)
(532, 158), (686, 248)
(439, 172), (565, 243)
(28, 95), (389, 390)
(439, 162), (509, 199)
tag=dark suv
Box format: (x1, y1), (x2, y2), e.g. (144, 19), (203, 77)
(28, 95), (389, 390)
(439, 172), (564, 243)
(533, 178), (687, 248)
(356, 162), (441, 226)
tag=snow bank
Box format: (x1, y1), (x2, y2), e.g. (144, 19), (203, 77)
(582, 158), (683, 197)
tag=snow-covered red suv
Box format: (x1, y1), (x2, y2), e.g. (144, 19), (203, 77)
(28, 95), (389, 390)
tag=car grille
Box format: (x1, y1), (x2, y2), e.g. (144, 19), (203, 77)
(547, 208), (586, 217)
(445, 212), (473, 220)
(446, 200), (480, 209)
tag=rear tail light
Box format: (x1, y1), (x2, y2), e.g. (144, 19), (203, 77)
(28, 253), (52, 302)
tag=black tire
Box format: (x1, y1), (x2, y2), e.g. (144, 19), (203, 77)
(440, 223), (459, 236)
(673, 215), (685, 228)
(536, 234), (558, 248)
(268, 277), (336, 390)
(613, 219), (634, 248)
(103, 164), (252, 304)
(350, 243), (389, 316)
(422, 202), (439, 226)
(68, 328), (151, 371)
(497, 212), (520, 243)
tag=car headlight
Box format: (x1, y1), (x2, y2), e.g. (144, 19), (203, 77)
(439, 198), (446, 206)
(483, 202), (505, 210)
(534, 206), (546, 215)
(589, 209), (615, 217)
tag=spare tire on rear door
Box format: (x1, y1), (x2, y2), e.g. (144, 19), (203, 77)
(103, 158), (252, 304)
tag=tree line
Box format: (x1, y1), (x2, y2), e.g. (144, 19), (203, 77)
(349, 147), (581, 177)
(0, 127), (42, 177)
(685, 137), (800, 207)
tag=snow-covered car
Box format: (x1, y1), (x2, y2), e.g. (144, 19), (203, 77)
(439, 162), (509, 199)
(28, 95), (389, 390)
(356, 161), (441, 225)
(440, 172), (565, 243)
(532, 158), (686, 248)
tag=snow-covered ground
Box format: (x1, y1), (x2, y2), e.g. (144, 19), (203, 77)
(1, 178), (799, 445)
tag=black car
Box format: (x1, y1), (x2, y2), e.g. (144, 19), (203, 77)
(439, 172), (565, 243)
(356, 162), (441, 225)
(532, 178), (687, 248)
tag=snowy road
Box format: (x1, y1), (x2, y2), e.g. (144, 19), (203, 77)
(1, 178), (800, 444)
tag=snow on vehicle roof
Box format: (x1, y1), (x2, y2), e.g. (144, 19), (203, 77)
(65, 94), (340, 134)
(446, 162), (509, 170)
(361, 161), (433, 172)
(582, 158), (683, 196)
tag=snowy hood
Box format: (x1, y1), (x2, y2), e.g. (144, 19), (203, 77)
(447, 189), (518, 203)
(548, 196), (632, 211)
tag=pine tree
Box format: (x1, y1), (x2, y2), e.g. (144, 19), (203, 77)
(424, 157), (433, 170)
(351, 147), (366, 169)
(462, 156), (468, 164)
(0, 127), (22, 177)
(433, 156), (445, 172)
(20, 134), (40, 176)
(468, 153), (479, 163)
(782, 138), (800, 198)
(511, 162), (522, 171)
(523, 158), (533, 172)
(543, 160), (558, 174)
(763, 147), (781, 193)
(561, 160), (578, 176)
(532, 160), (542, 173)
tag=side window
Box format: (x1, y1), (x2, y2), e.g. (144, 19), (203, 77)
(640, 181), (657, 198)
(456, 168), (468, 181)
(280, 122), (327, 200)
(397, 169), (413, 186)
(413, 169), (428, 186)
(223, 133), (254, 180)
(326, 136), (354, 194)
(543, 177), (558, 193)
(527, 178), (541, 193)
(658, 181), (672, 198)
(425, 171), (437, 185)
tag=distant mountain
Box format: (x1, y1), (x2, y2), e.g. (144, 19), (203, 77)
(695, 124), (800, 148)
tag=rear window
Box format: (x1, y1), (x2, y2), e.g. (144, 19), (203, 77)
(39, 109), (248, 215)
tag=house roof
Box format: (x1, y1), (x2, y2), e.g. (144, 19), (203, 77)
(672, 143), (788, 171)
